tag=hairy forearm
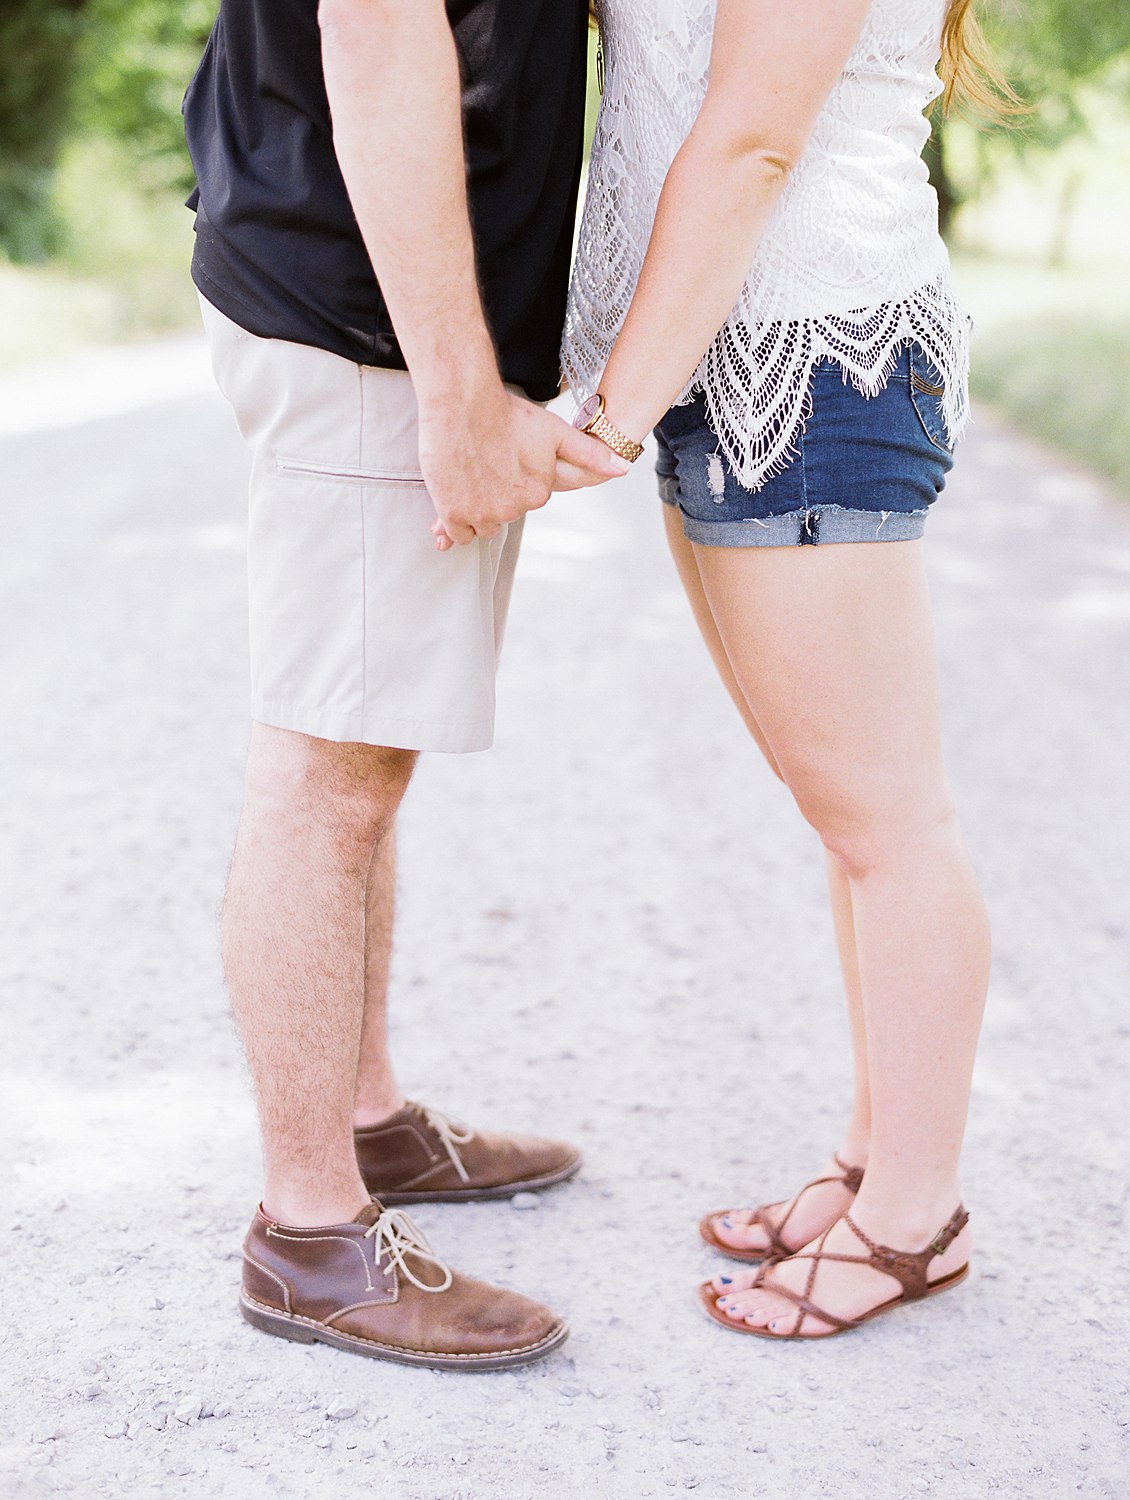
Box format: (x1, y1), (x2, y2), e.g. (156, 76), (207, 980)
(599, 122), (793, 442)
(319, 0), (502, 410)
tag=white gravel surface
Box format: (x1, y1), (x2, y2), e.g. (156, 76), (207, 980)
(1, 347), (1128, 1499)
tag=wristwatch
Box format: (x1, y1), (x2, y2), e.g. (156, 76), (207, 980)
(573, 393), (644, 464)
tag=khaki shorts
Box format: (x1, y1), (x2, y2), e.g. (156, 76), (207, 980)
(199, 295), (523, 753)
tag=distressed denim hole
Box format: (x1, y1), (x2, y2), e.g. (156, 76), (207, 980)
(706, 453), (727, 503)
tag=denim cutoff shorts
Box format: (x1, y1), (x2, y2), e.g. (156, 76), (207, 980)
(656, 344), (955, 547)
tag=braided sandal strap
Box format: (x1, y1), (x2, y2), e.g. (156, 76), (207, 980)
(750, 1205), (792, 1260)
(746, 1274), (863, 1334)
(842, 1205), (970, 1301)
(749, 1222), (868, 1336)
(745, 1206), (969, 1335)
(751, 1156), (866, 1257)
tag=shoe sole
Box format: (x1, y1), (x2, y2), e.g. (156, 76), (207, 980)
(240, 1293), (570, 1371)
(373, 1155), (582, 1206)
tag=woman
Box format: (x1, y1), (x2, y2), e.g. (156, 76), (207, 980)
(564, 0), (1010, 1339)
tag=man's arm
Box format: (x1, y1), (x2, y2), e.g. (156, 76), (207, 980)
(319, 0), (625, 546)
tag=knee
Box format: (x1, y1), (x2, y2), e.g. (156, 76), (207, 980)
(244, 726), (417, 847)
(788, 767), (957, 882)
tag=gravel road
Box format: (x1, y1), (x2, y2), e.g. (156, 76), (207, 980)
(1, 340), (1128, 1499)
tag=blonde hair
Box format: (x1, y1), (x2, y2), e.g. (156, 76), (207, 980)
(939, 0), (1024, 117)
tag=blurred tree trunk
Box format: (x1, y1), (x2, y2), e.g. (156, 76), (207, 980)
(0, 0), (91, 261)
(1047, 167), (1082, 267)
(925, 116), (957, 240)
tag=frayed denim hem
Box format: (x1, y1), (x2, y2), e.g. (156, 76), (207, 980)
(660, 493), (928, 548)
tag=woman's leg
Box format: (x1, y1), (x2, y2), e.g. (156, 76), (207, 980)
(825, 850), (872, 1165)
(690, 537), (989, 1333)
(662, 505), (781, 767)
(664, 508), (871, 1252)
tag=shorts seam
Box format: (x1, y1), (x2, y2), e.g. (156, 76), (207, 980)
(357, 363), (368, 727)
(253, 698), (494, 733)
(657, 472), (680, 507)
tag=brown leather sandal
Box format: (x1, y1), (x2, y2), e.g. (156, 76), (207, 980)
(698, 1155), (865, 1263)
(698, 1204), (970, 1340)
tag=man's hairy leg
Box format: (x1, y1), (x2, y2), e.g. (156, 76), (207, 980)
(221, 723), (417, 1227)
(353, 827), (408, 1128)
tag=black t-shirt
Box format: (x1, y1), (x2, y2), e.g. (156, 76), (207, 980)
(183, 0), (588, 402)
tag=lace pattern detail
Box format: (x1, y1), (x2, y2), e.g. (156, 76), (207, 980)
(563, 0), (972, 492)
(692, 276), (971, 489)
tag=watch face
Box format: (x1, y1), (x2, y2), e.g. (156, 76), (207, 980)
(573, 393), (603, 430)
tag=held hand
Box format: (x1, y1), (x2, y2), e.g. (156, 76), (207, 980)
(424, 392), (630, 551)
(551, 423), (633, 494)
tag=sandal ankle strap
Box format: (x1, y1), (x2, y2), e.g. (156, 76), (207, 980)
(841, 1205), (969, 1302)
(929, 1205), (970, 1256)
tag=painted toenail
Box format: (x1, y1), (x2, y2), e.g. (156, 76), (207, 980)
(719, 1276), (732, 1285)
(721, 1217), (733, 1228)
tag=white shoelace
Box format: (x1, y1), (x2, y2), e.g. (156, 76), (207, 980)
(423, 1107), (475, 1185)
(362, 1208), (453, 1295)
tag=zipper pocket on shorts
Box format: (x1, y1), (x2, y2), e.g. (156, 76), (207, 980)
(275, 456), (427, 485)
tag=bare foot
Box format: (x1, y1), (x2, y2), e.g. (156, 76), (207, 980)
(710, 1209), (971, 1337)
(705, 1155), (864, 1259)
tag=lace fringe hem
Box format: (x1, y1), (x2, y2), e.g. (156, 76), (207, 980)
(680, 276), (972, 493)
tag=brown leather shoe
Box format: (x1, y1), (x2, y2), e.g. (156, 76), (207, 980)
(354, 1101), (582, 1204)
(240, 1202), (568, 1370)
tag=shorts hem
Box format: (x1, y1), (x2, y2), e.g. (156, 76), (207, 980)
(670, 502), (928, 548)
(251, 698), (495, 754)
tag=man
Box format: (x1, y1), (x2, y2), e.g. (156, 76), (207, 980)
(183, 0), (625, 1371)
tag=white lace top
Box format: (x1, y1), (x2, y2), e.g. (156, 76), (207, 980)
(562, 0), (971, 491)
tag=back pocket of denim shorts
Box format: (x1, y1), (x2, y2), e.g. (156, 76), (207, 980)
(908, 347), (952, 454)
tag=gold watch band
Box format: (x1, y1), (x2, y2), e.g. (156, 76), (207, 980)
(587, 409), (644, 464)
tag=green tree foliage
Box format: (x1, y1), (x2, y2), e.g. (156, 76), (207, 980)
(930, 0), (1130, 233)
(985, 0), (1130, 148)
(0, 0), (214, 260)
(0, 0), (91, 261)
(79, 0), (216, 195)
